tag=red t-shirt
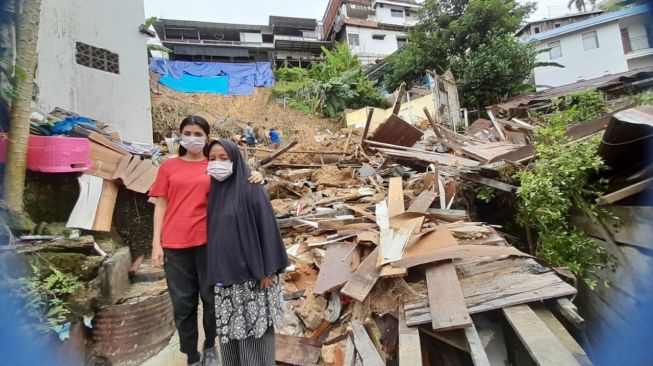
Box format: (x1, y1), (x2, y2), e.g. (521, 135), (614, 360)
(149, 157), (210, 249)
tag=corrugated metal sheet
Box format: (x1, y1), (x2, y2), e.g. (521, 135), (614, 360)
(491, 67), (653, 116)
(92, 292), (175, 365)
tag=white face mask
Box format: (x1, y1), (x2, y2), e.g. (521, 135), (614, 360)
(207, 160), (233, 181)
(180, 135), (206, 154)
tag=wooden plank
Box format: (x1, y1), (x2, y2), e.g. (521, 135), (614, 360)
(464, 323), (491, 366)
(399, 304), (423, 366)
(425, 261), (472, 331)
(67, 175), (103, 230)
(596, 177), (652, 205)
(361, 108), (375, 145)
(314, 242), (356, 294)
(341, 247), (381, 302)
(407, 190), (438, 213)
(387, 177), (405, 218)
(503, 305), (580, 366)
(423, 106), (444, 139)
(87, 142), (125, 180)
(555, 298), (585, 330)
(532, 304), (593, 366)
(392, 82), (406, 115)
(426, 208), (468, 222)
(344, 336), (356, 366)
(486, 110), (506, 140)
(351, 321), (385, 366)
(261, 138), (299, 166)
(91, 179), (119, 232)
(394, 244), (531, 269)
(457, 172), (517, 192)
(275, 334), (321, 366)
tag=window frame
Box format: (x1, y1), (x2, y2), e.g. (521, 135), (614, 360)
(372, 34), (386, 40)
(548, 40), (562, 59)
(347, 33), (360, 47)
(582, 30), (599, 50)
(396, 36), (408, 48)
(390, 8), (405, 17)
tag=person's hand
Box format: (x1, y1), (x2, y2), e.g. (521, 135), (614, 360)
(249, 171), (265, 185)
(259, 277), (273, 289)
(152, 242), (164, 268)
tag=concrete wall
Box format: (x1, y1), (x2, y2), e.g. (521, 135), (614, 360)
(628, 54), (653, 70)
(345, 25), (407, 65)
(36, 0), (153, 142)
(375, 3), (418, 26)
(534, 21), (628, 89)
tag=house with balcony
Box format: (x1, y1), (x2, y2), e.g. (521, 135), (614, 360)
(153, 19), (275, 63)
(515, 10), (604, 38)
(322, 0), (420, 67)
(530, 5), (653, 90)
(269, 16), (331, 68)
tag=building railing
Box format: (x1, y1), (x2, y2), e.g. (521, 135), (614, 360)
(629, 35), (651, 52)
(163, 38), (273, 47)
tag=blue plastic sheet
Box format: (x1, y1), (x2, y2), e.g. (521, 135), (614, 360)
(159, 74), (229, 95)
(151, 59), (274, 96)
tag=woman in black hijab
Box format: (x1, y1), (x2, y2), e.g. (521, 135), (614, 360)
(206, 139), (289, 366)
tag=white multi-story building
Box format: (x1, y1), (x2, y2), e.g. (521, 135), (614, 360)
(36, 0), (153, 142)
(322, 0), (420, 67)
(530, 5), (652, 90)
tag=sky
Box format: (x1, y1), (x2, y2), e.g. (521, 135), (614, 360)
(143, 0), (584, 25)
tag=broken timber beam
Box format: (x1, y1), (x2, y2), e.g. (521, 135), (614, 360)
(351, 321), (385, 366)
(425, 260), (472, 331)
(260, 138), (298, 166)
(341, 247), (381, 302)
(464, 322), (491, 366)
(423, 107), (444, 139)
(361, 108), (375, 146)
(392, 82), (407, 115)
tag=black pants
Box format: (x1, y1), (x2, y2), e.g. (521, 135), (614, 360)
(163, 245), (216, 356)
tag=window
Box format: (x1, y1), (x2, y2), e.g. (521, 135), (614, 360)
(554, 23), (561, 28)
(75, 42), (119, 74)
(534, 26), (541, 34)
(406, 10), (417, 18)
(397, 36), (407, 48)
(391, 9), (404, 17)
(548, 40), (562, 59)
(582, 30), (599, 50)
(372, 34), (386, 40)
(348, 33), (360, 47)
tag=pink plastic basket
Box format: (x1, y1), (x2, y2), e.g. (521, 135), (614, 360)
(0, 134), (91, 173)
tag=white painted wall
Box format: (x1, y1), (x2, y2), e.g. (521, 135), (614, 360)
(36, 0), (153, 142)
(628, 55), (653, 70)
(375, 3), (418, 26)
(534, 21), (628, 89)
(345, 26), (407, 65)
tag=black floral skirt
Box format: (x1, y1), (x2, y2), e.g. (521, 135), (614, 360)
(214, 274), (284, 343)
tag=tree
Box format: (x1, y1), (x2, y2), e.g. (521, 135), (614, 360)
(384, 0), (536, 108)
(458, 34), (537, 110)
(3, 0), (42, 213)
(568, 0), (596, 11)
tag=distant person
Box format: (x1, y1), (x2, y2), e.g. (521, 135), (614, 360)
(269, 128), (281, 149)
(244, 122), (256, 148)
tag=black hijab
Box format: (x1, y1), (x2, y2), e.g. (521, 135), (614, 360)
(207, 139), (289, 287)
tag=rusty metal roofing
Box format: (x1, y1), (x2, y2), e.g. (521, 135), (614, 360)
(92, 292), (175, 365)
(491, 67), (653, 116)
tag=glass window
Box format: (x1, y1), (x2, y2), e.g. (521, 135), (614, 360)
(548, 41), (562, 59)
(348, 33), (360, 47)
(534, 26), (541, 34)
(554, 23), (561, 28)
(372, 34), (385, 40)
(582, 31), (599, 50)
(397, 36), (407, 48)
(391, 9), (404, 17)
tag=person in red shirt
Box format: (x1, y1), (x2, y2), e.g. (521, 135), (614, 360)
(150, 116), (263, 366)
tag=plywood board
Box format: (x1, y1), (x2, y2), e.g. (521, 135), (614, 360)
(425, 261), (471, 331)
(87, 142), (125, 180)
(394, 244), (530, 269)
(314, 242), (356, 295)
(503, 305), (580, 366)
(275, 334), (321, 366)
(67, 175), (103, 230)
(127, 164), (159, 193)
(370, 114), (424, 148)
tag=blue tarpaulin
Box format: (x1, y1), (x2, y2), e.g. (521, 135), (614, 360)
(151, 59), (274, 96)
(159, 74), (229, 94)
